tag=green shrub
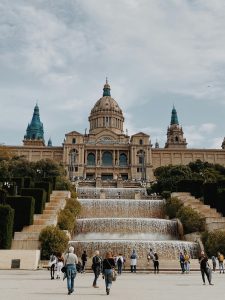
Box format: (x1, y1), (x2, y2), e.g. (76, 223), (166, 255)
(65, 198), (81, 217)
(21, 188), (47, 214)
(6, 196), (35, 232)
(177, 206), (205, 234)
(39, 225), (69, 259)
(57, 209), (75, 232)
(0, 204), (14, 249)
(164, 197), (183, 219)
(202, 230), (225, 257)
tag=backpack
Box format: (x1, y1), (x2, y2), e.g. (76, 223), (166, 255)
(131, 254), (136, 259)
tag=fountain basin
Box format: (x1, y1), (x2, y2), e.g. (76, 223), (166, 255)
(70, 240), (200, 259)
(79, 199), (165, 218)
(75, 218), (178, 238)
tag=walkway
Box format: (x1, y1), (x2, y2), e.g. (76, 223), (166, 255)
(0, 269), (224, 300)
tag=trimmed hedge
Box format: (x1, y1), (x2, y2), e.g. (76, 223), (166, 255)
(6, 196), (35, 232)
(35, 182), (52, 202)
(24, 177), (32, 188)
(177, 179), (204, 198)
(11, 177), (24, 194)
(0, 204), (14, 249)
(21, 188), (47, 214)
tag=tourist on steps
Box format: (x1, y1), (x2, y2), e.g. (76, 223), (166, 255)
(102, 251), (116, 295)
(92, 250), (102, 288)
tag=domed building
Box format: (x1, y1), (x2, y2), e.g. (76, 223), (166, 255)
(6, 79), (225, 185)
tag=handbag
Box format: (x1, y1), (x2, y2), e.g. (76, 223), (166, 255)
(106, 259), (117, 282)
(112, 269), (117, 281)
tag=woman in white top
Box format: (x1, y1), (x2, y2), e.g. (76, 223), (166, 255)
(64, 246), (78, 295)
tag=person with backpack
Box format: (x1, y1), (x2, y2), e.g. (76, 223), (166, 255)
(116, 254), (124, 275)
(92, 250), (102, 288)
(81, 250), (87, 273)
(130, 249), (137, 273)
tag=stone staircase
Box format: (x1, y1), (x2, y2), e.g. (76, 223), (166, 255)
(172, 192), (225, 231)
(11, 191), (70, 250)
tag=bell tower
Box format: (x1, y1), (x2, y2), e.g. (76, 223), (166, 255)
(165, 106), (187, 149)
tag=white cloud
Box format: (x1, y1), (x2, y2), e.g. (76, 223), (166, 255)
(0, 0), (225, 147)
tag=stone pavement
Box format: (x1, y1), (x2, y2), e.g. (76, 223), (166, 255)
(0, 269), (224, 300)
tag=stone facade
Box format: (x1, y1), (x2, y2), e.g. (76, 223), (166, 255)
(4, 81), (225, 182)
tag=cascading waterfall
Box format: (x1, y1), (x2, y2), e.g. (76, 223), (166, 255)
(71, 187), (200, 259)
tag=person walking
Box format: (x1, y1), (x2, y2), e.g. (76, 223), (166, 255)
(56, 253), (64, 279)
(64, 246), (78, 295)
(179, 252), (185, 274)
(49, 253), (57, 280)
(211, 255), (217, 272)
(130, 249), (137, 273)
(184, 251), (190, 273)
(116, 254), (124, 275)
(217, 252), (225, 273)
(92, 250), (102, 288)
(102, 251), (116, 295)
(81, 250), (87, 273)
(199, 251), (213, 285)
(153, 252), (159, 274)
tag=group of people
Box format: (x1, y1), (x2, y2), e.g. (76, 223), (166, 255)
(49, 247), (225, 294)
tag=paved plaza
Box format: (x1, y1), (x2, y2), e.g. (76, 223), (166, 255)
(0, 269), (224, 300)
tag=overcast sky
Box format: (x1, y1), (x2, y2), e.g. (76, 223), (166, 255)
(1, 0), (225, 149)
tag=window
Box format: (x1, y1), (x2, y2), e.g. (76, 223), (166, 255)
(87, 153), (95, 166)
(102, 151), (113, 166)
(119, 153), (127, 166)
(72, 138), (76, 144)
(139, 139), (143, 145)
(175, 136), (179, 142)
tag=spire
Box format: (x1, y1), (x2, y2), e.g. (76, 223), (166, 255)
(24, 104), (44, 142)
(155, 139), (159, 148)
(103, 77), (111, 97)
(47, 137), (52, 147)
(170, 105), (179, 125)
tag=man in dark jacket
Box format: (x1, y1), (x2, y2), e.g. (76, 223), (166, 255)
(92, 250), (102, 288)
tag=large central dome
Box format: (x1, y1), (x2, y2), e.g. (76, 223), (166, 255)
(88, 80), (124, 135)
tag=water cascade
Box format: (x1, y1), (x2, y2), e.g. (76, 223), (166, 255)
(71, 187), (200, 260)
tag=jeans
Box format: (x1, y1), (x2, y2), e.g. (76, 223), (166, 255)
(184, 262), (190, 273)
(66, 264), (77, 292)
(93, 266), (101, 286)
(219, 262), (224, 273)
(104, 269), (113, 290)
(117, 263), (123, 274)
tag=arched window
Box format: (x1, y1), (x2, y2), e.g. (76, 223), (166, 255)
(119, 153), (127, 166)
(139, 139), (143, 145)
(175, 136), (179, 142)
(137, 150), (145, 164)
(72, 138), (76, 144)
(102, 151), (113, 166)
(87, 153), (95, 166)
